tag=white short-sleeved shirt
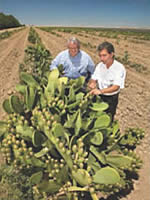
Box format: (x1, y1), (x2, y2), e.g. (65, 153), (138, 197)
(91, 60), (126, 95)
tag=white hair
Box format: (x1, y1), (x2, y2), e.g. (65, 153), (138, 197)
(67, 37), (80, 48)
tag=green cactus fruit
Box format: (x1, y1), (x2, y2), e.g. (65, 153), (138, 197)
(72, 169), (92, 186)
(30, 171), (43, 185)
(72, 144), (77, 153)
(93, 166), (120, 184)
(56, 99), (62, 106)
(20, 72), (40, 88)
(9, 95), (24, 114)
(78, 148), (84, 157)
(90, 102), (109, 112)
(58, 102), (64, 110)
(2, 99), (13, 114)
(90, 131), (103, 146)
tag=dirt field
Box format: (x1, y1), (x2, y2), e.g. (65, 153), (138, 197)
(0, 27), (150, 200)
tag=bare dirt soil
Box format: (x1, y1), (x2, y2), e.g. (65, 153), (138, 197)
(0, 27), (150, 200)
(0, 27), (30, 120)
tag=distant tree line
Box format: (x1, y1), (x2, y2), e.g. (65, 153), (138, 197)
(0, 12), (23, 30)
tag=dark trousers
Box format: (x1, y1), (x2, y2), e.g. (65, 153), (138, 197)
(100, 93), (119, 121)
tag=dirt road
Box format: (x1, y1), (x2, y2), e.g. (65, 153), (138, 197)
(0, 27), (30, 119)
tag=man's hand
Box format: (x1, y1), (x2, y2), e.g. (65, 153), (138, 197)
(89, 88), (102, 95)
(87, 79), (97, 90)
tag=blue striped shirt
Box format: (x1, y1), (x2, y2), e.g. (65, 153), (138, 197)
(50, 50), (95, 79)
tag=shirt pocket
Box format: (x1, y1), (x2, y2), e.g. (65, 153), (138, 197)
(62, 60), (72, 71)
(109, 79), (114, 86)
(106, 72), (114, 86)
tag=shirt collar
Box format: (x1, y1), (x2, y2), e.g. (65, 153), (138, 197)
(68, 49), (81, 58)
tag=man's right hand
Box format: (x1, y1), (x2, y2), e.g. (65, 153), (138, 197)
(87, 79), (97, 90)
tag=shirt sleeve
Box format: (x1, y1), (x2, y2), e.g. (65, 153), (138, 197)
(113, 66), (126, 88)
(87, 56), (95, 75)
(91, 64), (99, 80)
(49, 53), (62, 71)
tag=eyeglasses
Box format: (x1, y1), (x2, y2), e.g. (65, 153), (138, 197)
(68, 47), (78, 50)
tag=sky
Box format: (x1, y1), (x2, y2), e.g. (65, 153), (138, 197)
(0, 0), (150, 28)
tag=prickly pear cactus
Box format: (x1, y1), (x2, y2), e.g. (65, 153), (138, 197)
(0, 69), (144, 200)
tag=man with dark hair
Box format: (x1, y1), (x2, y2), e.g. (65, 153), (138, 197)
(88, 41), (126, 121)
(50, 37), (95, 80)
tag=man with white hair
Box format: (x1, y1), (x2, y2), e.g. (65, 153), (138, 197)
(50, 37), (95, 79)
